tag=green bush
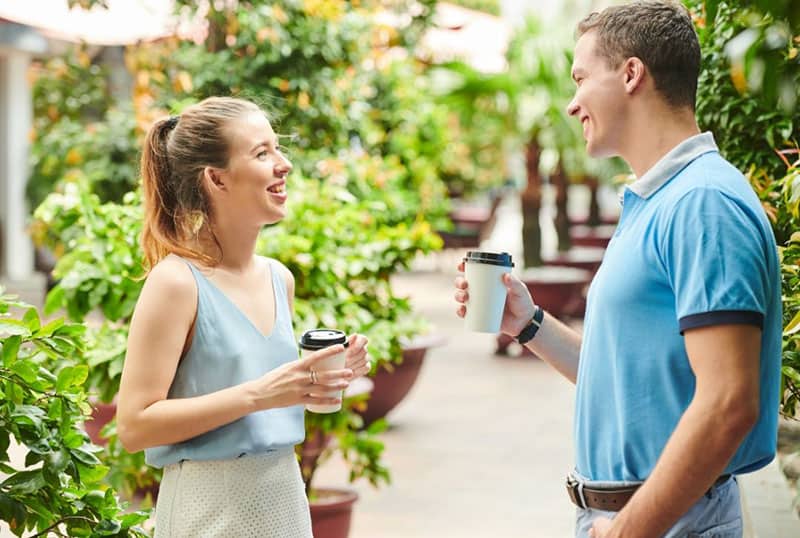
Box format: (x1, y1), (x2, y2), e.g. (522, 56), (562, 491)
(0, 292), (148, 537)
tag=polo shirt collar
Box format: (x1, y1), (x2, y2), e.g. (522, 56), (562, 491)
(628, 132), (718, 199)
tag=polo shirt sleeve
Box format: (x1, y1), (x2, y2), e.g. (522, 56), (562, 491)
(662, 186), (768, 333)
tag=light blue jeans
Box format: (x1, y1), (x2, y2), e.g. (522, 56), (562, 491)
(572, 471), (742, 538)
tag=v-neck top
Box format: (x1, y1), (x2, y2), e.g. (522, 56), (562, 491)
(145, 257), (305, 468)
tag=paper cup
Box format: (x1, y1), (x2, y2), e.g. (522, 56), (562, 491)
(463, 251), (514, 333)
(300, 329), (347, 413)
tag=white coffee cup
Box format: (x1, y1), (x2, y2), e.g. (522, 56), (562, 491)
(300, 328), (347, 413)
(463, 251), (514, 333)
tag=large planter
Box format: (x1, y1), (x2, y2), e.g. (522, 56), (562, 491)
(570, 224), (617, 249)
(309, 488), (359, 538)
(359, 333), (446, 426)
(496, 266), (591, 356)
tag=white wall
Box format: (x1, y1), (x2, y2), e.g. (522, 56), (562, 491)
(0, 50), (35, 282)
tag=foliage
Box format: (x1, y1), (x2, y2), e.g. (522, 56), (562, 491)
(131, 1), (450, 227)
(750, 151), (800, 415)
(258, 167), (438, 366)
(99, 422), (161, 509)
(0, 293), (148, 537)
(29, 109), (140, 210)
(690, 1), (798, 181)
(32, 183), (144, 327)
(694, 0), (799, 113)
(27, 51), (122, 208)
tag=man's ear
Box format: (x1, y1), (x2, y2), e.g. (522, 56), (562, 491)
(623, 57), (646, 95)
(203, 166), (226, 192)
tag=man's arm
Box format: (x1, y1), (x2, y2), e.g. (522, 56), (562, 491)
(523, 311), (582, 384)
(600, 323), (760, 538)
(455, 262), (582, 384)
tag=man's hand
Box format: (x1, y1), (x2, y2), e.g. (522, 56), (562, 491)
(588, 517), (613, 538)
(454, 260), (536, 336)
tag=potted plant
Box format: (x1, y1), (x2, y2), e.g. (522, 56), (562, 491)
(0, 291), (149, 536)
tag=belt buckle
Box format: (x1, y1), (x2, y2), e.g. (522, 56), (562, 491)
(566, 475), (586, 509)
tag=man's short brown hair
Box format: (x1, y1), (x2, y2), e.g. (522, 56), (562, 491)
(577, 0), (701, 109)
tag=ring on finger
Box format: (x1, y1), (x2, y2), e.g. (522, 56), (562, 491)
(309, 368), (318, 385)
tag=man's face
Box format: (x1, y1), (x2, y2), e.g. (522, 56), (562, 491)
(566, 31), (628, 158)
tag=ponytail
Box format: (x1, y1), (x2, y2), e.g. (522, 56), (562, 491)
(140, 116), (217, 272)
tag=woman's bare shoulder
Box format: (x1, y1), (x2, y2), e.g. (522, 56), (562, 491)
(141, 254), (197, 301)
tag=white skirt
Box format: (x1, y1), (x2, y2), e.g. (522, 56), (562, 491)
(154, 449), (312, 538)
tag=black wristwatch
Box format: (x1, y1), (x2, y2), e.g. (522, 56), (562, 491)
(516, 305), (544, 345)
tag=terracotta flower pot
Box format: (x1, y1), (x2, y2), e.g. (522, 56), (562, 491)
(358, 333), (446, 427)
(84, 400), (116, 445)
(309, 488), (359, 538)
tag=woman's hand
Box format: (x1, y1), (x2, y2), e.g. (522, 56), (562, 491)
(345, 334), (371, 378)
(247, 345), (353, 411)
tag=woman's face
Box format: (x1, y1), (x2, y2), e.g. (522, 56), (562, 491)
(218, 111), (293, 226)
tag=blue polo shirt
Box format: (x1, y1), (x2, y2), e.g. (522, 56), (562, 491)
(574, 132), (782, 482)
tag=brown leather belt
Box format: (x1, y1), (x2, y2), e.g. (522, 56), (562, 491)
(566, 474), (732, 511)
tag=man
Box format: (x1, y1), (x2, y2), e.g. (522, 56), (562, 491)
(454, 1), (782, 536)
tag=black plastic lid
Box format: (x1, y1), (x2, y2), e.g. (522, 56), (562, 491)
(463, 251), (514, 268)
(299, 329), (348, 350)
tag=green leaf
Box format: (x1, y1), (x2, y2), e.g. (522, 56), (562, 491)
(46, 447), (70, 473)
(5, 382), (23, 405)
(76, 462), (108, 483)
(62, 429), (87, 449)
(0, 493), (27, 532)
(22, 308), (40, 332)
(0, 320), (30, 337)
(10, 361), (39, 384)
(36, 317), (64, 337)
(785, 309), (800, 335)
(43, 286), (65, 315)
(1, 336), (21, 366)
(56, 364), (88, 391)
(1, 469), (46, 494)
(94, 518), (122, 535)
(71, 446), (101, 465)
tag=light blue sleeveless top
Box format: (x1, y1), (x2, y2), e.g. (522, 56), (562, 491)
(145, 257), (305, 468)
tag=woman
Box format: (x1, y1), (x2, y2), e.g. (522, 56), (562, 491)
(117, 96), (370, 537)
